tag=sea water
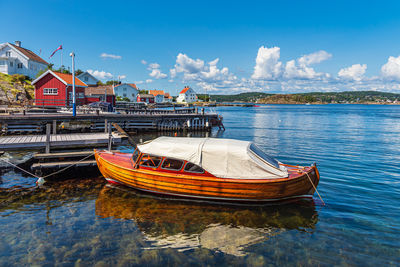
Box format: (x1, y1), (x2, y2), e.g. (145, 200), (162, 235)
(0, 104), (399, 266)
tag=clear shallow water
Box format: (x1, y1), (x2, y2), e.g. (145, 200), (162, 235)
(1, 104), (399, 266)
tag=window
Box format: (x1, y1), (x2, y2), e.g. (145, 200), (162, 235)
(43, 88), (58, 95)
(132, 149), (140, 163)
(123, 93), (127, 97)
(123, 87), (127, 91)
(69, 92), (84, 99)
(6, 52), (11, 57)
(84, 77), (88, 81)
(17, 63), (23, 69)
(139, 154), (162, 168)
(184, 162), (204, 173)
(9, 62), (13, 67)
(162, 158), (184, 171)
(249, 143), (279, 169)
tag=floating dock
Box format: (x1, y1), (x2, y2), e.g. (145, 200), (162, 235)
(0, 132), (123, 151)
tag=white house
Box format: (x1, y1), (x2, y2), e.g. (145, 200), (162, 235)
(77, 71), (99, 86)
(176, 86), (197, 103)
(114, 83), (139, 102)
(0, 41), (48, 79)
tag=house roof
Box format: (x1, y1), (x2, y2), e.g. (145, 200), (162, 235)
(149, 90), (165, 96)
(77, 71), (100, 82)
(53, 71), (88, 87)
(32, 70), (88, 87)
(115, 83), (138, 90)
(85, 85), (114, 96)
(180, 87), (191, 94)
(128, 83), (137, 89)
(164, 92), (171, 98)
(138, 94), (154, 98)
(9, 43), (48, 65)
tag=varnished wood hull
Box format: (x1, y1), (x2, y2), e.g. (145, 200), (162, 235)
(95, 151), (320, 202)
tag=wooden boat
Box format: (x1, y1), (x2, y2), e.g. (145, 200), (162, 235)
(94, 137), (320, 203)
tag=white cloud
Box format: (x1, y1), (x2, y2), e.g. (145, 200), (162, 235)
(283, 50), (332, 80)
(148, 63), (160, 69)
(149, 69), (167, 79)
(118, 75), (127, 80)
(251, 46), (282, 80)
(381, 55), (400, 81)
(87, 69), (113, 80)
(298, 50), (332, 66)
(146, 79), (153, 83)
(174, 53), (205, 74)
(169, 53), (239, 92)
(100, 53), (122, 60)
(146, 62), (167, 79)
(338, 64), (367, 81)
(170, 69), (177, 78)
(141, 60), (147, 65)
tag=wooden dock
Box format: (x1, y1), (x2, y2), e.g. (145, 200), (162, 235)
(0, 108), (221, 135)
(0, 132), (123, 151)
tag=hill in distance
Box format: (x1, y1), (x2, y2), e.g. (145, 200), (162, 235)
(197, 91), (400, 104)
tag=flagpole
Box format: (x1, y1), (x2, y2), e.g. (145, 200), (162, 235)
(61, 50), (63, 70)
(70, 52), (76, 117)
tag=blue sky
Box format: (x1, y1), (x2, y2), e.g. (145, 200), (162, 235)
(3, 0), (400, 95)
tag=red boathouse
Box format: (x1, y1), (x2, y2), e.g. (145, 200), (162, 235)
(32, 70), (88, 106)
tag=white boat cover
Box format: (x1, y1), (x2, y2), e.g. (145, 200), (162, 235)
(137, 137), (288, 179)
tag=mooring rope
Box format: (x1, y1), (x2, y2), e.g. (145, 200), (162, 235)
(0, 151), (96, 184)
(40, 152), (96, 180)
(304, 171), (325, 206)
(0, 157), (41, 179)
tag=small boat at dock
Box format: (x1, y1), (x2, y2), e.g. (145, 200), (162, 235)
(94, 137), (320, 203)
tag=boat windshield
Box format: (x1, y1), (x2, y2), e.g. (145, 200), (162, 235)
(132, 149), (140, 163)
(249, 143), (280, 169)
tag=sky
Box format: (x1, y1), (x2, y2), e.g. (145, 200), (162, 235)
(3, 0), (400, 95)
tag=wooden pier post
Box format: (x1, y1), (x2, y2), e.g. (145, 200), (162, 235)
(45, 123), (51, 153)
(107, 122), (112, 151)
(104, 119), (108, 133)
(52, 120), (57, 135)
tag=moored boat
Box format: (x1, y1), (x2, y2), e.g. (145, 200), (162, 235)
(94, 137), (320, 203)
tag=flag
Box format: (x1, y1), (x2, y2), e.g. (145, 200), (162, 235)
(49, 45), (62, 58)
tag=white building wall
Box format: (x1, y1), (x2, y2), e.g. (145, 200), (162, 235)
(176, 88), (197, 103)
(114, 84), (138, 102)
(0, 44), (46, 78)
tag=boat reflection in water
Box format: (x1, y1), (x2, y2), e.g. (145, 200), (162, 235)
(95, 185), (319, 256)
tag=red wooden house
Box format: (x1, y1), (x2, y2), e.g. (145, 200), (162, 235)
(84, 85), (115, 105)
(32, 70), (88, 106)
(137, 94), (155, 103)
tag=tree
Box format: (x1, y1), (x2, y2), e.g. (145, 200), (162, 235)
(35, 63), (54, 78)
(75, 69), (84, 76)
(139, 90), (148, 94)
(105, 80), (121, 85)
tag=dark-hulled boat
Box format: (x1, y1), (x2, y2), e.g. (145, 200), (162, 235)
(94, 137), (320, 203)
